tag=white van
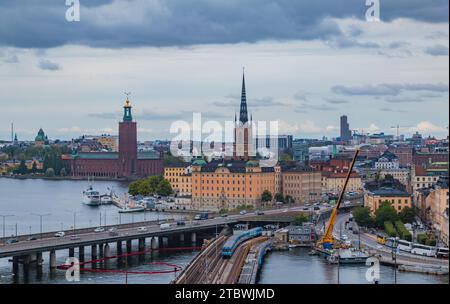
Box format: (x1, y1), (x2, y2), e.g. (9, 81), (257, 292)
(160, 223), (171, 230)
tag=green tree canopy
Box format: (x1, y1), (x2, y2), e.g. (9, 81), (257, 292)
(15, 160), (28, 174)
(128, 175), (173, 197)
(352, 206), (375, 227)
(398, 207), (416, 224)
(375, 201), (399, 228)
(261, 190), (273, 202)
(292, 214), (309, 226)
(275, 193), (284, 203)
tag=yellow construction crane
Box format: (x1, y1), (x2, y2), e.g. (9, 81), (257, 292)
(316, 149), (360, 250)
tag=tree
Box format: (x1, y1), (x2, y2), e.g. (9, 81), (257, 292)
(292, 214), (308, 226)
(31, 162), (38, 173)
(352, 206), (374, 227)
(157, 179), (173, 196)
(399, 207), (416, 224)
(285, 195), (294, 205)
(15, 160), (28, 175)
(60, 167), (67, 177)
(375, 201), (399, 228)
(45, 168), (55, 177)
(275, 193), (284, 203)
(261, 190), (273, 203)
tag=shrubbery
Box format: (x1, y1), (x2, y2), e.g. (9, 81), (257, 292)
(384, 221), (398, 237)
(394, 220), (412, 241)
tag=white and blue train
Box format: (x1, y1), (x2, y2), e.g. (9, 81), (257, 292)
(222, 227), (263, 258)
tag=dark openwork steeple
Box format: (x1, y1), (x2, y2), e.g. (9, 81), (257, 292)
(239, 70), (248, 125)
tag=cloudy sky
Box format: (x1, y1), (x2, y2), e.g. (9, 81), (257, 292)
(0, 0), (448, 141)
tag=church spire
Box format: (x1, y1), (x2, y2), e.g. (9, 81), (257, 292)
(239, 69), (248, 125)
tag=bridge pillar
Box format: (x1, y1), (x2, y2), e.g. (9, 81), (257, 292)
(160, 236), (168, 248)
(191, 232), (197, 246)
(138, 238), (145, 252)
(126, 240), (132, 253)
(91, 245), (98, 261)
(69, 247), (75, 258)
(49, 250), (56, 271)
(12, 256), (19, 277)
(116, 241), (123, 256)
(98, 244), (104, 258)
(22, 255), (31, 283)
(79, 246), (85, 263)
(104, 243), (111, 258)
(151, 237), (159, 250)
(36, 252), (43, 277)
(179, 233), (185, 244)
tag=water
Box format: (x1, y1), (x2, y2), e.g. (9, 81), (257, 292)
(0, 178), (197, 284)
(0, 178), (184, 236)
(258, 248), (449, 284)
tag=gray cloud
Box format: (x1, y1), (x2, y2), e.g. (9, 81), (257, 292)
(0, 0), (448, 49)
(385, 96), (425, 103)
(424, 44), (449, 56)
(323, 98), (349, 104)
(38, 59), (61, 71)
(296, 103), (337, 112)
(332, 83), (449, 96)
(89, 109), (227, 121)
(379, 107), (408, 113)
(388, 41), (410, 49)
(0, 50), (19, 63)
(214, 96), (289, 108)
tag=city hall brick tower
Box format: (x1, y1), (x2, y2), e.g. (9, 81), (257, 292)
(119, 97), (138, 177)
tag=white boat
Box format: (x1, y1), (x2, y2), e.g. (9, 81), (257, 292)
(118, 203), (145, 213)
(82, 185), (101, 206)
(101, 196), (112, 204)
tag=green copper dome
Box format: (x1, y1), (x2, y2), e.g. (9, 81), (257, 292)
(35, 128), (46, 141)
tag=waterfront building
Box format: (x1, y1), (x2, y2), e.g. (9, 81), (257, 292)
(281, 165), (322, 204)
(164, 163), (192, 196)
(62, 98), (163, 179)
(191, 159), (280, 212)
(365, 187), (412, 214)
(321, 171), (362, 193)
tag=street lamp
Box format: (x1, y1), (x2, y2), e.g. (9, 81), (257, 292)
(0, 214), (14, 244)
(31, 213), (51, 240)
(66, 210), (79, 236)
(391, 237), (399, 284)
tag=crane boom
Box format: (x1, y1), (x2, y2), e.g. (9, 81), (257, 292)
(317, 149), (360, 249)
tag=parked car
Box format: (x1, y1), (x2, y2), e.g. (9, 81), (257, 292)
(27, 236), (37, 241)
(94, 227), (105, 233)
(176, 221), (186, 226)
(54, 231), (65, 238)
(239, 210), (247, 215)
(221, 213), (228, 217)
(256, 210), (265, 215)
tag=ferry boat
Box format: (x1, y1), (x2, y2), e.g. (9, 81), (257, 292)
(82, 185), (101, 206)
(337, 248), (368, 264)
(118, 202), (145, 213)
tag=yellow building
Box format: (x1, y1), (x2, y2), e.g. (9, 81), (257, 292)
(164, 163), (192, 196)
(364, 187), (412, 215)
(191, 159), (279, 212)
(95, 135), (118, 152)
(424, 179), (449, 246)
(282, 166), (321, 204)
(321, 172), (362, 193)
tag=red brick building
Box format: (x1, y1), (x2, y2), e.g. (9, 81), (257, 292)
(63, 99), (163, 179)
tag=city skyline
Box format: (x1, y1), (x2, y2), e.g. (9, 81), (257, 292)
(0, 1), (448, 141)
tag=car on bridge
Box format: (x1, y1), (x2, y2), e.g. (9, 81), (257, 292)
(27, 236), (37, 241)
(94, 227), (105, 233)
(54, 231), (65, 238)
(137, 226), (148, 232)
(6, 238), (19, 245)
(70, 235), (81, 240)
(108, 227), (118, 236)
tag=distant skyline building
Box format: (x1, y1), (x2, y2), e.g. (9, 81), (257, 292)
(340, 115), (352, 142)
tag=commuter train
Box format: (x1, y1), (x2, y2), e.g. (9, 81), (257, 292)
(222, 227), (263, 258)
